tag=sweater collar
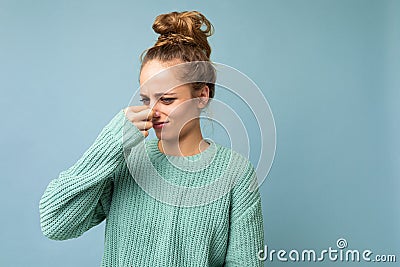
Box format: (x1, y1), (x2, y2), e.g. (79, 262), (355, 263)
(144, 138), (218, 172)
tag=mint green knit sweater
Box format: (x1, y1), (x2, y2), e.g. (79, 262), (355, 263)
(39, 109), (264, 267)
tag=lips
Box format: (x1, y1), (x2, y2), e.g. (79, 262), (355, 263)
(153, 121), (169, 129)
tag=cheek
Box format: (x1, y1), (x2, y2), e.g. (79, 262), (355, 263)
(168, 102), (198, 122)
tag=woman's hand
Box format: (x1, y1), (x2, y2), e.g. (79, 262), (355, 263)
(123, 106), (153, 138)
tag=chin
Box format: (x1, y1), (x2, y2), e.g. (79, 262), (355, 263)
(155, 131), (173, 141)
(155, 131), (183, 143)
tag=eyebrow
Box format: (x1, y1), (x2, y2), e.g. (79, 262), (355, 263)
(140, 92), (177, 98)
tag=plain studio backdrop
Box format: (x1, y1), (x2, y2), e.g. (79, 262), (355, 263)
(1, 0), (399, 266)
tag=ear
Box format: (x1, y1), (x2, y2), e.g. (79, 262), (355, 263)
(197, 85), (210, 109)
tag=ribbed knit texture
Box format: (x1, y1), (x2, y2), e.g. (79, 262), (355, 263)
(39, 109), (265, 267)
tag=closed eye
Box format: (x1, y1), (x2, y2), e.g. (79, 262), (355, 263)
(160, 97), (176, 104)
(139, 98), (150, 105)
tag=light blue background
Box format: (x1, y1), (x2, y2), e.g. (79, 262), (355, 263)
(1, 0), (399, 266)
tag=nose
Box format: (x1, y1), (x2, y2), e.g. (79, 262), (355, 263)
(151, 102), (161, 118)
(152, 110), (160, 118)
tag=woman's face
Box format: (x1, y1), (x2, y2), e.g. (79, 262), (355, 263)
(139, 59), (202, 141)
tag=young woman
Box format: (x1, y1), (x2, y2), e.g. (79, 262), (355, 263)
(39, 10), (264, 267)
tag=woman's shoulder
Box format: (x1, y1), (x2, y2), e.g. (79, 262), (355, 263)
(214, 142), (260, 199)
(214, 142), (256, 175)
(214, 142), (254, 164)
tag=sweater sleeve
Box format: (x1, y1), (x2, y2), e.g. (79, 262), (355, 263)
(39, 109), (144, 240)
(224, 161), (265, 267)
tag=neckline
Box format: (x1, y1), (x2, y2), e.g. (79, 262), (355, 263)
(144, 138), (218, 171)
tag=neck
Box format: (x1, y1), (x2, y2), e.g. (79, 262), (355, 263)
(158, 125), (209, 157)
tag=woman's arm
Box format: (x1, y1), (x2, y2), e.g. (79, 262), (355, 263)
(39, 109), (144, 240)
(224, 161), (265, 267)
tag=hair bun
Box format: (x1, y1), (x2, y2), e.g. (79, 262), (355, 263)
(152, 11), (213, 37)
(152, 11), (214, 58)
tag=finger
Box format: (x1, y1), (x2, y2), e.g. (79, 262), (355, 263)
(134, 108), (153, 122)
(125, 105), (151, 113)
(146, 109), (154, 121)
(125, 109), (152, 123)
(124, 105), (151, 118)
(134, 121), (153, 131)
(141, 130), (149, 138)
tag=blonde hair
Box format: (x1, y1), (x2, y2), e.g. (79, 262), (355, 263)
(140, 11), (216, 99)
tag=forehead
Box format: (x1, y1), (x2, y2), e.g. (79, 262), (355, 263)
(140, 60), (167, 84)
(139, 59), (185, 83)
(139, 60), (189, 96)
